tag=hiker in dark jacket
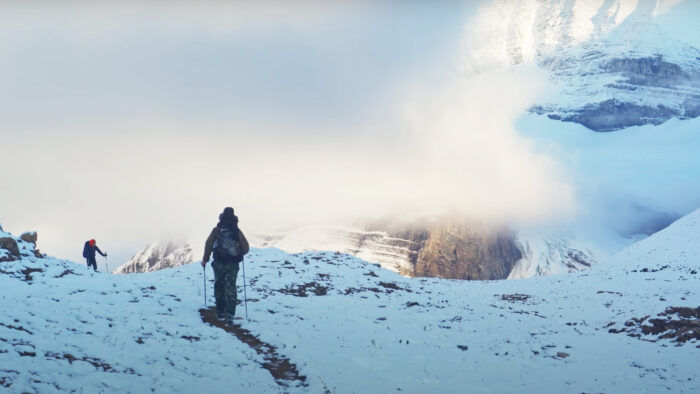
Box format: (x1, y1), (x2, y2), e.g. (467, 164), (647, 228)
(83, 239), (107, 271)
(202, 207), (250, 324)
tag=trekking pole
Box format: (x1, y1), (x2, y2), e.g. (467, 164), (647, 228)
(242, 259), (248, 320)
(104, 256), (110, 274)
(203, 264), (207, 308)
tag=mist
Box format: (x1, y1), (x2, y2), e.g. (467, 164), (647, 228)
(1, 65), (578, 267)
(3, 1), (697, 269)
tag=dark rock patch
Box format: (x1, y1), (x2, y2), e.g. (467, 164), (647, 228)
(55, 269), (76, 278)
(632, 265), (670, 273)
(0, 238), (20, 260)
(44, 352), (138, 375)
(609, 306), (700, 345)
(20, 232), (37, 244)
(500, 294), (532, 303)
(378, 281), (411, 293)
(0, 322), (33, 335)
(20, 268), (43, 283)
(277, 282), (329, 297)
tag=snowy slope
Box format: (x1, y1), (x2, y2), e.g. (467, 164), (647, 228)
(466, 0), (700, 131)
(257, 225), (601, 280)
(508, 234), (598, 278)
(114, 241), (194, 274)
(1, 210), (699, 392)
(252, 226), (416, 274)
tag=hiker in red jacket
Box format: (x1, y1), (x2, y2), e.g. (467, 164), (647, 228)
(83, 239), (107, 271)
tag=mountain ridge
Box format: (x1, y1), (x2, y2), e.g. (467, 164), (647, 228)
(465, 0), (700, 131)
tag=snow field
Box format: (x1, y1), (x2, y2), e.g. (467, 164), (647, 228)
(1, 209), (699, 393)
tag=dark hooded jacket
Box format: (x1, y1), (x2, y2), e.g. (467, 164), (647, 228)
(203, 211), (249, 264)
(83, 241), (106, 260)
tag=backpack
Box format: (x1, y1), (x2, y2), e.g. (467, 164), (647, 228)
(213, 228), (241, 260)
(82, 241), (90, 258)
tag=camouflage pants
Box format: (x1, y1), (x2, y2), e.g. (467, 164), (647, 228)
(212, 261), (239, 317)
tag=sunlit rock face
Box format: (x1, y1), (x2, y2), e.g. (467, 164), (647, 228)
(255, 221), (524, 281)
(408, 223), (522, 280)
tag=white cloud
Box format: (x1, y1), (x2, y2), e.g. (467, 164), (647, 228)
(1, 1), (577, 265)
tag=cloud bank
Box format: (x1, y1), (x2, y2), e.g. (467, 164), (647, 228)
(1, 2), (579, 265)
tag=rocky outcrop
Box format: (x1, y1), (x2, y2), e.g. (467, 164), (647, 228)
(0, 229), (42, 261)
(600, 57), (688, 83)
(550, 100), (681, 132)
(20, 231), (37, 244)
(350, 219), (522, 280)
(532, 53), (700, 132)
(0, 237), (20, 261)
(407, 223), (522, 280)
(542, 56), (700, 132)
(254, 221), (522, 280)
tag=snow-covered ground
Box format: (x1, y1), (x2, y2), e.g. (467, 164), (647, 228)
(251, 226), (416, 274)
(1, 208), (699, 393)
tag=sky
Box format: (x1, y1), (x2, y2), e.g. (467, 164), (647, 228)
(2, 1), (699, 269)
(0, 2), (488, 266)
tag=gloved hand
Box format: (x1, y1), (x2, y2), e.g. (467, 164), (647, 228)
(201, 260), (207, 268)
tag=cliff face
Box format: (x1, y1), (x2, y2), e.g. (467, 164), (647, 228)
(254, 221), (522, 280)
(401, 223), (522, 280)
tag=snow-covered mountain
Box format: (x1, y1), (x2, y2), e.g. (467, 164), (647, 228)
(466, 0), (700, 131)
(1, 209), (699, 392)
(102, 1), (700, 282)
(508, 235), (598, 279)
(253, 221), (528, 280)
(253, 226), (418, 274)
(114, 241), (193, 274)
(254, 223), (598, 280)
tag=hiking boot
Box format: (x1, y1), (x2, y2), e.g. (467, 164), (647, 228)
(216, 312), (226, 321)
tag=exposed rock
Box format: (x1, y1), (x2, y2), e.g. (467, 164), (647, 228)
(557, 100), (680, 132)
(20, 231), (37, 244)
(408, 222), (522, 280)
(609, 307), (700, 345)
(601, 57), (688, 83)
(258, 221), (527, 281)
(0, 237), (20, 260)
(536, 55), (700, 131)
